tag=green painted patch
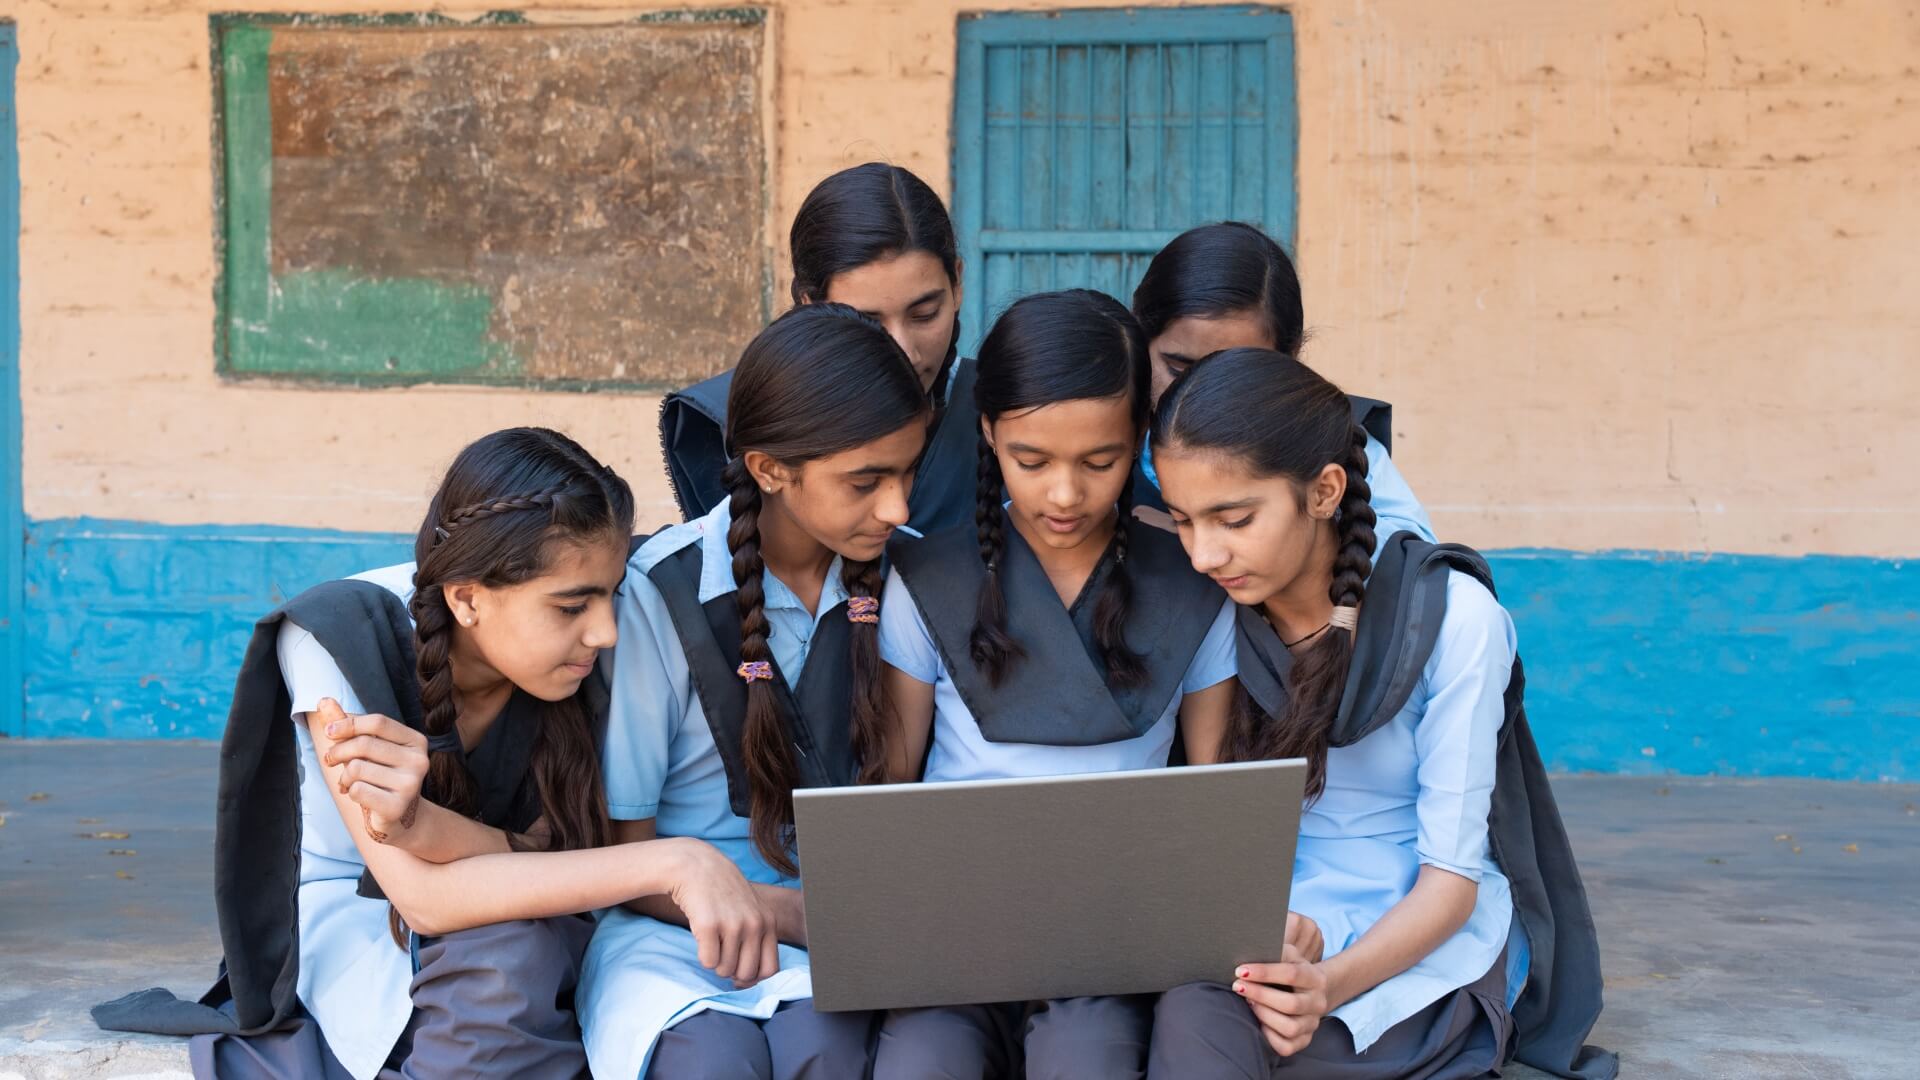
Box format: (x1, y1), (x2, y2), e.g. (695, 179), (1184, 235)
(231, 268), (519, 379)
(214, 19), (521, 384)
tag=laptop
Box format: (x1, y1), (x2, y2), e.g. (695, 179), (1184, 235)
(793, 759), (1307, 1012)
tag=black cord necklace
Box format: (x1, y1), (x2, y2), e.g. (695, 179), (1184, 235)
(1281, 622), (1332, 648)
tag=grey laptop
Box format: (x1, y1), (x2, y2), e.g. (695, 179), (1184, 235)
(793, 759), (1307, 1012)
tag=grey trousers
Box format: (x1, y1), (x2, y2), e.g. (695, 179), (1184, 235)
(870, 994), (1156, 1080)
(1147, 954), (1512, 1080)
(871, 1002), (1024, 1080)
(645, 1001), (877, 1080)
(190, 915), (595, 1080)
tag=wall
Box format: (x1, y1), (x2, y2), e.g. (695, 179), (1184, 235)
(1, 1), (1915, 777)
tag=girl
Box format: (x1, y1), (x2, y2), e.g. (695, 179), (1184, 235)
(871, 289), (1241, 1080)
(579, 303), (931, 1079)
(662, 162), (978, 533)
(96, 428), (772, 1079)
(1130, 220), (1435, 548)
(1145, 350), (1614, 1079)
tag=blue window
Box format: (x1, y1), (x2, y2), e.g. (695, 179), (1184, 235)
(952, 5), (1298, 355)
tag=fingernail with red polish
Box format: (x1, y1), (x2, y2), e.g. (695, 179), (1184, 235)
(1234, 983), (1246, 995)
(326, 721), (343, 738)
(1237, 967), (1250, 979)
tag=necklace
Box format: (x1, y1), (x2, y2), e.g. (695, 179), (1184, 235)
(1281, 622), (1332, 648)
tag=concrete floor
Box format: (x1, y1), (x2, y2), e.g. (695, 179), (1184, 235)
(2, 740), (1917, 1079)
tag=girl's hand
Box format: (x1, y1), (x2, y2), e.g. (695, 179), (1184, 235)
(661, 837), (782, 989)
(1286, 911), (1324, 963)
(1233, 944), (1332, 1058)
(317, 698), (428, 846)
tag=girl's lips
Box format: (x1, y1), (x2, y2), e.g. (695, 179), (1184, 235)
(1213, 574), (1251, 590)
(1042, 514), (1084, 534)
(561, 660), (596, 677)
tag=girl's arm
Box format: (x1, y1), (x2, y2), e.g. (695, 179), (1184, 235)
(615, 819), (798, 988)
(305, 708), (766, 951)
(617, 819), (805, 940)
(1176, 600), (1242, 765)
(875, 569), (938, 782)
(315, 699), (532, 862)
(1308, 865), (1477, 1008)
(882, 665), (936, 782)
(1175, 680), (1235, 764)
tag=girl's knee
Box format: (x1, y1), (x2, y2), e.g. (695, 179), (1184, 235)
(763, 1003), (874, 1080)
(1155, 980), (1246, 1026)
(648, 1011), (772, 1080)
(1025, 996), (1151, 1080)
(1147, 982), (1269, 1080)
(873, 1005), (1016, 1080)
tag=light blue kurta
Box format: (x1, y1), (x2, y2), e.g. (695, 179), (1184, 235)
(277, 563), (419, 1080)
(579, 500), (849, 1079)
(1144, 432), (1435, 551)
(878, 568), (1239, 781)
(1289, 570), (1522, 1052)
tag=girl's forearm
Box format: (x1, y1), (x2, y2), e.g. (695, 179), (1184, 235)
(389, 838), (695, 936)
(1320, 865), (1478, 1009)
(388, 799), (516, 863)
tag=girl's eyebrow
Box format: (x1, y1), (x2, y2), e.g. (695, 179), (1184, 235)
(547, 584), (612, 599)
(1005, 441), (1131, 457)
(1200, 497), (1262, 515)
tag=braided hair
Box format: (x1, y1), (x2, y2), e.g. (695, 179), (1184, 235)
(393, 427), (633, 941)
(1151, 349), (1377, 799)
(970, 289), (1150, 689)
(724, 303), (929, 875)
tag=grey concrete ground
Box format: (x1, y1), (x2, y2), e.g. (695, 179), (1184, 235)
(2, 740), (1917, 1079)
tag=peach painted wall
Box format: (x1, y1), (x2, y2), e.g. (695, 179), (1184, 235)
(5, 0), (1916, 554)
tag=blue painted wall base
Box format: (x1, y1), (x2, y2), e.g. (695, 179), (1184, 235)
(1487, 549), (1916, 782)
(21, 518), (410, 738)
(13, 518), (1917, 781)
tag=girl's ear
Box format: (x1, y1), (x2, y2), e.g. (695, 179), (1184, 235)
(743, 449), (795, 496)
(1307, 462), (1347, 521)
(979, 415), (997, 453)
(442, 582), (481, 628)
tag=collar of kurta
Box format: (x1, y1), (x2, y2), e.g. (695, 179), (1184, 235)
(887, 512), (1225, 747)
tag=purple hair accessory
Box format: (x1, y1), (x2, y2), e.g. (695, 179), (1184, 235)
(737, 660), (774, 683)
(847, 596), (880, 624)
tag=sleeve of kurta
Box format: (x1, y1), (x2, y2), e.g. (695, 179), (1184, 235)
(1411, 573), (1516, 882)
(600, 572), (692, 821)
(1179, 598), (1240, 694)
(877, 568), (941, 684)
(277, 620), (370, 719)
(1364, 433), (1437, 547)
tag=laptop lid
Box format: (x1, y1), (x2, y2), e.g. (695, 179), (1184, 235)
(794, 759), (1307, 1011)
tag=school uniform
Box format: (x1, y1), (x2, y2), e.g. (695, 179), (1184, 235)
(871, 512), (1240, 1079)
(1136, 394), (1437, 550)
(94, 565), (595, 1080)
(660, 354), (979, 534)
(1149, 534), (1615, 1080)
(578, 501), (875, 1080)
